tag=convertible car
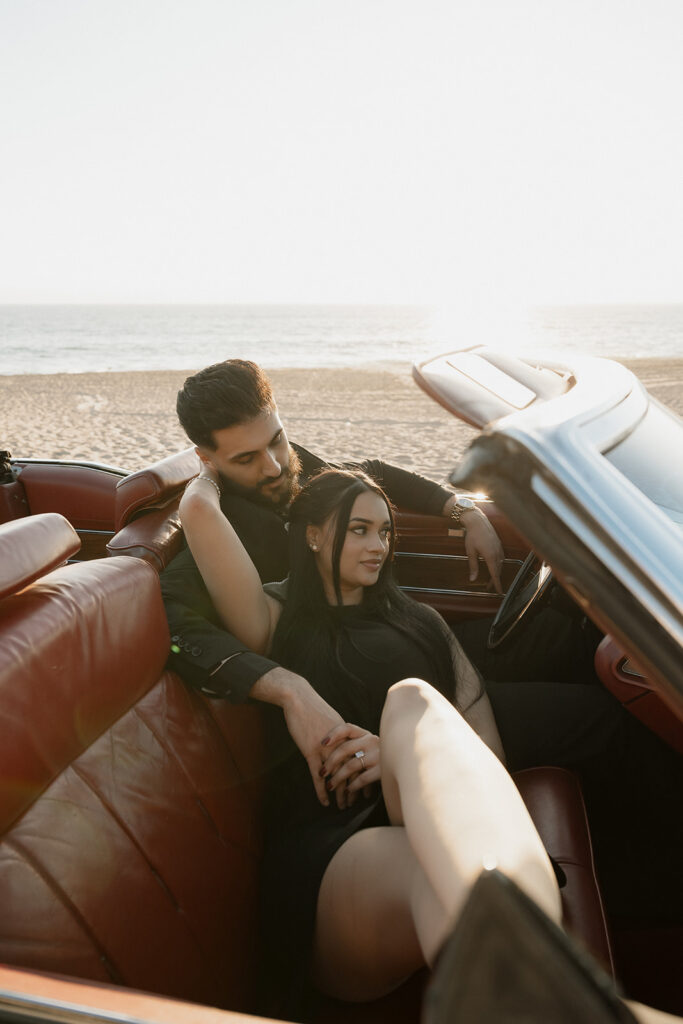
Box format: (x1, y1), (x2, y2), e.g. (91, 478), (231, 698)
(0, 346), (681, 1023)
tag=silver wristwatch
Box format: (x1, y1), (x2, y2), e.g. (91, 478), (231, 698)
(450, 495), (475, 526)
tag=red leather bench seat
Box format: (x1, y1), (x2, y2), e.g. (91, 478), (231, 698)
(0, 515), (265, 1010)
(0, 514), (613, 1021)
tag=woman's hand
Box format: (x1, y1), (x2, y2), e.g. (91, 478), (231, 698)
(320, 722), (380, 810)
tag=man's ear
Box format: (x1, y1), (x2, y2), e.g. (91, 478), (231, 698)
(196, 446), (216, 470)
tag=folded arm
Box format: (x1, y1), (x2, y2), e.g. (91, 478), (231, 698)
(179, 476), (280, 655)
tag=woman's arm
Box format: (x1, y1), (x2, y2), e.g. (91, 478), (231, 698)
(179, 474), (281, 655)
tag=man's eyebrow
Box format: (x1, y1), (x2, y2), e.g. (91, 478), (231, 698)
(230, 428), (282, 461)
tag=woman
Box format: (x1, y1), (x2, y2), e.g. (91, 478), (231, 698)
(179, 468), (561, 995)
(180, 467), (679, 1024)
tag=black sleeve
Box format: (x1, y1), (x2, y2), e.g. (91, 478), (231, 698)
(160, 547), (279, 702)
(344, 458), (452, 515)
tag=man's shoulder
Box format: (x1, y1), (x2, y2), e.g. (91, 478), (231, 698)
(292, 441), (378, 479)
(292, 442), (334, 477)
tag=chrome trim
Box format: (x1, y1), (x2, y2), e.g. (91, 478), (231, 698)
(621, 658), (645, 680)
(13, 458), (129, 477)
(0, 988), (146, 1024)
(395, 551), (523, 568)
(400, 585), (500, 598)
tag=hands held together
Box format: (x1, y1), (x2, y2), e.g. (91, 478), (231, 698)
(320, 722), (380, 811)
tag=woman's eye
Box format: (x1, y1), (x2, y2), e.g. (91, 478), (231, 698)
(351, 526), (366, 535)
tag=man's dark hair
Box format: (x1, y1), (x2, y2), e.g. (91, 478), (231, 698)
(176, 359), (275, 449)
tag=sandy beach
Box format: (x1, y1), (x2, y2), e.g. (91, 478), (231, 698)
(1, 358), (682, 485)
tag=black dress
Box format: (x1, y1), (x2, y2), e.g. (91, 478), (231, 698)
(258, 584), (451, 1015)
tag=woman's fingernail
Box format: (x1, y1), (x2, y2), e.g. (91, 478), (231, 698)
(319, 766), (326, 777)
(321, 736), (330, 746)
(326, 780), (333, 791)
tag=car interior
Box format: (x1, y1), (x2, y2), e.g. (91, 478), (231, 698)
(1, 351), (682, 1021)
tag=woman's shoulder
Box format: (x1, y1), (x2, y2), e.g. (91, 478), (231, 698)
(263, 578), (290, 604)
(409, 598), (448, 632)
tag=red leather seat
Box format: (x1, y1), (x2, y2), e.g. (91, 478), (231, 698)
(0, 513), (263, 1011)
(106, 448), (199, 571)
(0, 513), (613, 1021)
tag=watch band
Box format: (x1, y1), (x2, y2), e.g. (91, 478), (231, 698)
(450, 496), (475, 526)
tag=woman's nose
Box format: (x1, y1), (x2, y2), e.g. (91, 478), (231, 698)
(367, 531), (385, 552)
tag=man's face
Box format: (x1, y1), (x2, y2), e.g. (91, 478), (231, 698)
(198, 407), (300, 509)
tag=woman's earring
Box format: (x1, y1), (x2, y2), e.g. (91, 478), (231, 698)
(310, 544), (318, 551)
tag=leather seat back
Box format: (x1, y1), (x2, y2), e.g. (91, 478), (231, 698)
(0, 514), (265, 1011)
(106, 448), (200, 571)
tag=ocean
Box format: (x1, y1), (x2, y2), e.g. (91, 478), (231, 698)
(0, 304), (682, 376)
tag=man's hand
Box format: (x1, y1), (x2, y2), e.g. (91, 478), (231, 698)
(251, 666), (343, 806)
(442, 494), (504, 592)
(460, 506), (504, 593)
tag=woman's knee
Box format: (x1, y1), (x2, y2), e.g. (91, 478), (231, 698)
(382, 678), (436, 730)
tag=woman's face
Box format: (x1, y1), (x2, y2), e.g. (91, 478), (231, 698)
(308, 491), (392, 605)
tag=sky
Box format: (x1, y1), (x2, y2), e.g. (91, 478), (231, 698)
(1, 0), (682, 307)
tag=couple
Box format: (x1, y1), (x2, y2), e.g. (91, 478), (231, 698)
(164, 359), (666, 1022)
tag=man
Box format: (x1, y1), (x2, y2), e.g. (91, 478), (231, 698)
(161, 358), (504, 805)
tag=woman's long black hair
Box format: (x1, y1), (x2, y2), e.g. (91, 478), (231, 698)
(271, 469), (457, 703)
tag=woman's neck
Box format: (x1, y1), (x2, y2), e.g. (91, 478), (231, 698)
(322, 579), (364, 606)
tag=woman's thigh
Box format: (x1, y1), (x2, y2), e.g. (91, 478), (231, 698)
(312, 825), (441, 1002)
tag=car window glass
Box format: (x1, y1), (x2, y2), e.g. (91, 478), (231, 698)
(604, 401), (683, 529)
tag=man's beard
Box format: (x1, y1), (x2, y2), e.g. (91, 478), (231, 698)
(217, 446), (302, 511)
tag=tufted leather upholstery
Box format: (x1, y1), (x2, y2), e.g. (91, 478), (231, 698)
(514, 767), (613, 973)
(0, 512), (81, 600)
(0, 514), (614, 1020)
(0, 521), (264, 1011)
(106, 449), (200, 571)
(112, 448), (200, 533)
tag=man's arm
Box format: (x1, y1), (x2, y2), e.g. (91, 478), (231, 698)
(349, 458), (504, 592)
(439, 492), (504, 594)
(160, 548), (343, 805)
(160, 549), (278, 701)
(251, 666), (343, 807)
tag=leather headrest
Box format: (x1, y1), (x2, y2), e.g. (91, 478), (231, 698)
(0, 513), (81, 600)
(114, 448), (200, 531)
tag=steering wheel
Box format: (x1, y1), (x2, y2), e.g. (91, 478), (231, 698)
(487, 552), (554, 649)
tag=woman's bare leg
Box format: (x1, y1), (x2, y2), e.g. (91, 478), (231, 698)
(380, 678), (562, 955)
(312, 678), (561, 1000)
(312, 825), (434, 1000)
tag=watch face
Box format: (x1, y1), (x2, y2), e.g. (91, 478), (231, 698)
(457, 497), (475, 510)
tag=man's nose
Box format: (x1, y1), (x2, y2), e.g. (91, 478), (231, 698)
(261, 450), (282, 477)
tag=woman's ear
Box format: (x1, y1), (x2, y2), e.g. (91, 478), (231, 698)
(306, 525), (321, 552)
